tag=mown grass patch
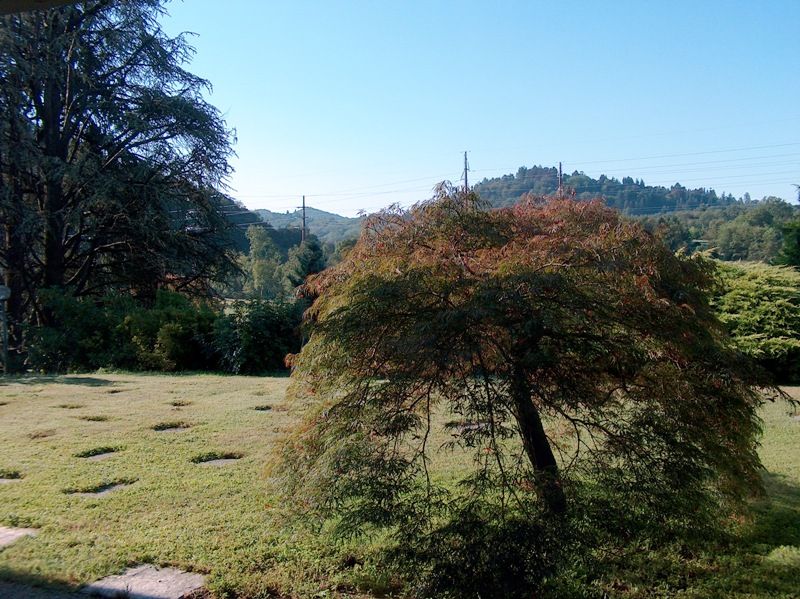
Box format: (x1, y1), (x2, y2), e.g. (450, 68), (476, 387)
(0, 374), (797, 598)
(0, 373), (294, 595)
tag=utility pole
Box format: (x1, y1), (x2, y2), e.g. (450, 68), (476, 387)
(300, 195), (306, 242)
(557, 162), (563, 197)
(463, 151), (469, 191)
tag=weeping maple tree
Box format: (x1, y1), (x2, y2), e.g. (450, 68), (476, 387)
(279, 185), (770, 566)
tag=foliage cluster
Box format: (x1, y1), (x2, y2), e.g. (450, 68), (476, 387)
(641, 197), (800, 261)
(275, 187), (773, 597)
(25, 290), (301, 374)
(222, 226), (330, 301)
(712, 261), (800, 383)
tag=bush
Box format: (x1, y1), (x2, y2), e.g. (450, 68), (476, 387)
(712, 261), (800, 383)
(26, 290), (302, 374)
(213, 300), (302, 374)
(27, 290), (134, 372)
(119, 291), (219, 371)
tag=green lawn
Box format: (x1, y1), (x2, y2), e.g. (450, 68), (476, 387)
(0, 374), (798, 598)
(0, 373), (302, 597)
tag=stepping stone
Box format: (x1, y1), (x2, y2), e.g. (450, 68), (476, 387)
(0, 478), (22, 485)
(74, 482), (133, 497)
(198, 458), (239, 467)
(152, 422), (191, 433)
(81, 565), (204, 599)
(85, 452), (116, 462)
(191, 452), (242, 467)
(0, 526), (37, 549)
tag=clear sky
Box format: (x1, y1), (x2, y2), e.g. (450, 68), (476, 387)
(163, 0), (799, 217)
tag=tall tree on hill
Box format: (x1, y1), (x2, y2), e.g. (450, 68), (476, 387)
(0, 0), (236, 349)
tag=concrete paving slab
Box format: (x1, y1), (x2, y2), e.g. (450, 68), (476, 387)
(81, 565), (204, 599)
(85, 453), (115, 462)
(197, 458), (239, 466)
(0, 526), (37, 549)
(74, 482), (133, 497)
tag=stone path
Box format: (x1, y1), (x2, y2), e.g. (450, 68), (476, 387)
(80, 565), (205, 599)
(0, 526), (37, 549)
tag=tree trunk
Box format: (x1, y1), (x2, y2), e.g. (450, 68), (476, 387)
(511, 370), (567, 514)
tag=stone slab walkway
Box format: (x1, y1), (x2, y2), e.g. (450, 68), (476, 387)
(0, 526), (37, 549)
(80, 565), (205, 599)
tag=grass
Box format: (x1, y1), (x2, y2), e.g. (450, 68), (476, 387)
(0, 373), (798, 598)
(0, 373), (298, 597)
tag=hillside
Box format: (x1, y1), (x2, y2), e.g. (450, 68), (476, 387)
(254, 207), (362, 246)
(474, 165), (740, 214)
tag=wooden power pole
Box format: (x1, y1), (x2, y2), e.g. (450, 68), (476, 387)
(557, 162), (563, 197)
(463, 151), (469, 191)
(301, 195), (306, 242)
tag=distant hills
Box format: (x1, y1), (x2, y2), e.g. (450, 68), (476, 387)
(223, 165), (778, 254)
(474, 165), (740, 214)
(254, 207), (362, 246)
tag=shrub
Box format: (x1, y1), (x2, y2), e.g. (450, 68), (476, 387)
(712, 261), (800, 383)
(213, 300), (302, 374)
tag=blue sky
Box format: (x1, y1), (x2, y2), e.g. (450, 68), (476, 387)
(163, 0), (799, 217)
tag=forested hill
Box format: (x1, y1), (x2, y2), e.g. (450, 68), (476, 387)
(474, 165), (741, 214)
(255, 207), (362, 245)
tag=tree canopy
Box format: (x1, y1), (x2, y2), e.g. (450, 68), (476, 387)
(278, 186), (772, 594)
(0, 0), (236, 355)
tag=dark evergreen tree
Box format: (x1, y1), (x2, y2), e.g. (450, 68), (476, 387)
(0, 0), (236, 354)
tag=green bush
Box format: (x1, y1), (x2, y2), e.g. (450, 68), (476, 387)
(26, 290), (302, 374)
(27, 290), (133, 372)
(213, 300), (302, 374)
(712, 261), (800, 383)
(119, 291), (219, 371)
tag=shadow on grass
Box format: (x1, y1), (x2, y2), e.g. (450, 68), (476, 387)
(0, 376), (114, 387)
(0, 568), (83, 599)
(688, 472), (800, 598)
(750, 471), (800, 546)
